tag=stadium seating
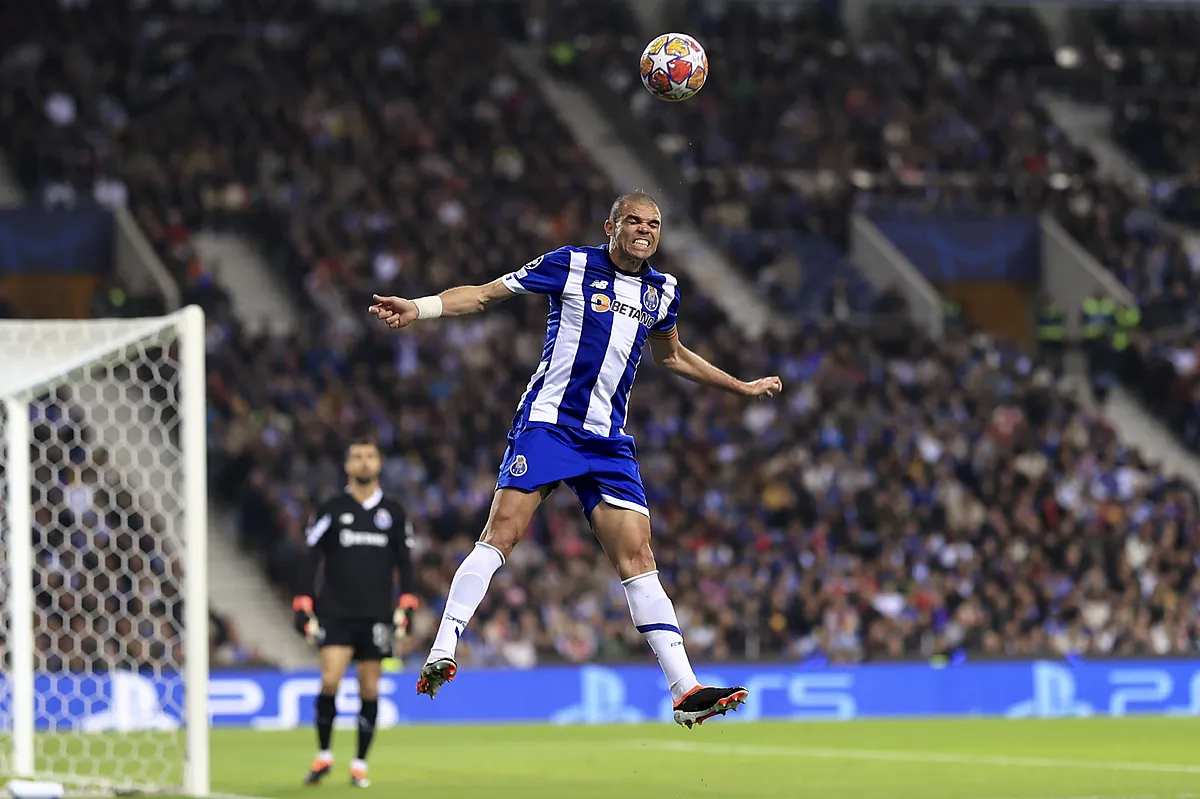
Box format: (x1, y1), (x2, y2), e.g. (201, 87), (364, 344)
(564, 1), (1200, 458)
(559, 3), (1102, 314)
(4, 0), (1199, 668)
(1022, 6), (1200, 452)
(1053, 180), (1200, 451)
(1088, 8), (1200, 177)
(212, 305), (1200, 663)
(1031, 7), (1200, 228)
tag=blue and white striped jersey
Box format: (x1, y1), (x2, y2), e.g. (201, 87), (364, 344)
(500, 244), (680, 439)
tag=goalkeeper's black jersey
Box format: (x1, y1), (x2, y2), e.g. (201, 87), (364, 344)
(295, 489), (415, 621)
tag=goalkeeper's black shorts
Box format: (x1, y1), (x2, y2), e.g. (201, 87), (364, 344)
(318, 617), (393, 662)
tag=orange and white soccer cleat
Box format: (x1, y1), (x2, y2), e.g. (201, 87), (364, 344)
(303, 752), (333, 786)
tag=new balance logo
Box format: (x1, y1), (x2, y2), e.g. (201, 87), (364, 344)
(589, 280), (609, 289)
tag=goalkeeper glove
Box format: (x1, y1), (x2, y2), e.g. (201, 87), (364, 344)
(393, 593), (419, 641)
(292, 596), (321, 644)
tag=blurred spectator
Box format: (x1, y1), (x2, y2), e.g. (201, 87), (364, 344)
(210, 609), (274, 668)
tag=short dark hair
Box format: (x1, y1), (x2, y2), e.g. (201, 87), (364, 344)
(344, 437), (379, 459)
(609, 191), (660, 223)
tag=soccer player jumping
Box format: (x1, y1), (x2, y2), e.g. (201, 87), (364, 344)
(369, 193), (782, 728)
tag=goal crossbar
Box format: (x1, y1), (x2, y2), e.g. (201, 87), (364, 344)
(0, 315), (183, 399)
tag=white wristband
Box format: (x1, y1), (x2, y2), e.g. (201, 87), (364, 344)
(412, 295), (443, 320)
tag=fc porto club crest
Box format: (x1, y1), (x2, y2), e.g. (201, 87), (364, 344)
(509, 455), (529, 477)
(374, 509), (393, 530)
(642, 285), (660, 312)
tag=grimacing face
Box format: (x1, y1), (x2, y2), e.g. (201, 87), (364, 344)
(344, 443), (382, 484)
(605, 199), (661, 263)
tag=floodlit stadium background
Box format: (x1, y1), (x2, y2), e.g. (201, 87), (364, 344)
(5, 0), (1200, 796)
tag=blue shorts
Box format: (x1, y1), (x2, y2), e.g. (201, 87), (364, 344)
(496, 424), (649, 519)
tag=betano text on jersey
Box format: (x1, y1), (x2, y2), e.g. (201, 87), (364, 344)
(501, 244), (680, 440)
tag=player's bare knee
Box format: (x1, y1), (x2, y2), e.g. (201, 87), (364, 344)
(479, 504), (524, 555)
(479, 489), (539, 557)
(478, 521), (521, 558)
(357, 663), (381, 700)
(617, 536), (656, 580)
(320, 678), (340, 696)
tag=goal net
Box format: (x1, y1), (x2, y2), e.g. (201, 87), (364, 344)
(0, 307), (209, 796)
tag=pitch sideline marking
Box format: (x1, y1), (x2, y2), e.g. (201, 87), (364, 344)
(980, 794), (1200, 799)
(624, 740), (1200, 776)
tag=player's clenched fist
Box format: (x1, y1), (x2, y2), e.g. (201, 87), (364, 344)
(741, 376), (783, 398)
(369, 295), (420, 329)
(292, 596), (321, 644)
(394, 593), (419, 642)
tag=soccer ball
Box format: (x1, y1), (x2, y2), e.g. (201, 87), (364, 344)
(639, 33), (708, 102)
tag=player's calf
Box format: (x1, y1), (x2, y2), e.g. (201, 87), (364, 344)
(672, 685), (749, 729)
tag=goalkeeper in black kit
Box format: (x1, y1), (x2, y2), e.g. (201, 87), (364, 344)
(292, 438), (419, 788)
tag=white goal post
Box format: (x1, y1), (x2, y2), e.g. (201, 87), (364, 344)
(0, 306), (209, 796)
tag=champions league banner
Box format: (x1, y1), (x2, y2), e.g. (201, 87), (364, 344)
(5, 660), (1200, 730)
(0, 207), (114, 276)
(869, 214), (1042, 283)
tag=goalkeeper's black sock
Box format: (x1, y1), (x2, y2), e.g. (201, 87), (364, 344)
(357, 699), (378, 760)
(316, 693), (336, 751)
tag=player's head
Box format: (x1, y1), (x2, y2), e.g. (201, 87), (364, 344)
(605, 191), (661, 266)
(344, 437), (382, 487)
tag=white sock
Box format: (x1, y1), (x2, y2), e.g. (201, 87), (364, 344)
(428, 542), (505, 662)
(622, 570), (699, 702)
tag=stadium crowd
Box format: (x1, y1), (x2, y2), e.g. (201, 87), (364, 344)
(557, 1), (1200, 459)
(553, 2), (1088, 314)
(1084, 6), (1200, 227)
(210, 297), (1200, 664)
(3, 0), (1200, 669)
(1043, 7), (1200, 460)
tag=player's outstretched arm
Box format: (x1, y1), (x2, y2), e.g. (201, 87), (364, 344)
(369, 278), (515, 330)
(649, 329), (783, 398)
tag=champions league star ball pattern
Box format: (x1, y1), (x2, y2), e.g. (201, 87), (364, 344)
(640, 33), (708, 102)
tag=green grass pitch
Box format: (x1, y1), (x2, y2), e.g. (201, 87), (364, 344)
(8, 717), (1200, 798)
(192, 717), (1200, 799)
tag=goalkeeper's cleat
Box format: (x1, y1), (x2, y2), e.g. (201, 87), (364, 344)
(304, 753), (333, 786)
(349, 759), (370, 788)
(415, 656), (457, 699)
(672, 685), (749, 729)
